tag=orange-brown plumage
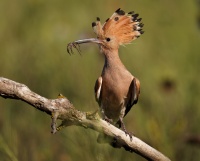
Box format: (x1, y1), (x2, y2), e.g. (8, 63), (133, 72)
(92, 8), (144, 48)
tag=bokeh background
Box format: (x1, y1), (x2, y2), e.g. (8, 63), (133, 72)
(0, 0), (200, 160)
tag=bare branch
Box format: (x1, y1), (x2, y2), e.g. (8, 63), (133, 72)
(0, 77), (171, 161)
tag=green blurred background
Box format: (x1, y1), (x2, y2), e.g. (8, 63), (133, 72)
(0, 0), (200, 160)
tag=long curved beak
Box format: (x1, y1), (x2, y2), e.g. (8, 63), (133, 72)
(74, 38), (101, 44)
(67, 38), (102, 54)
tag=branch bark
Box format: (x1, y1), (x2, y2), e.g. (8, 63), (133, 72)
(0, 77), (170, 161)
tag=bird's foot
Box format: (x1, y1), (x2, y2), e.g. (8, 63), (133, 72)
(124, 130), (134, 141)
(104, 116), (113, 124)
(67, 42), (81, 55)
(100, 110), (113, 124)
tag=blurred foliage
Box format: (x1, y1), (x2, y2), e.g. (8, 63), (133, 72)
(0, 0), (200, 160)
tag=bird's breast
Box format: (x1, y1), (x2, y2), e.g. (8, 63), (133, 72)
(100, 69), (133, 121)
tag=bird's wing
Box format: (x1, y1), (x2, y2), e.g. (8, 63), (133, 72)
(94, 77), (103, 103)
(125, 77), (140, 116)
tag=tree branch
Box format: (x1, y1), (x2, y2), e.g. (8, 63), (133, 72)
(0, 77), (170, 161)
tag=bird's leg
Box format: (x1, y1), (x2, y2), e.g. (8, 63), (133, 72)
(100, 108), (113, 124)
(119, 117), (133, 141)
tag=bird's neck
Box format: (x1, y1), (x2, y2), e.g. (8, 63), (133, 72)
(103, 49), (125, 69)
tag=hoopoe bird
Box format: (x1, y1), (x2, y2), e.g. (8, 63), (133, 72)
(67, 8), (144, 139)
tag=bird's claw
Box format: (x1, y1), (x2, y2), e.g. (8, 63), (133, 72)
(67, 42), (81, 55)
(124, 130), (134, 141)
(104, 116), (113, 124)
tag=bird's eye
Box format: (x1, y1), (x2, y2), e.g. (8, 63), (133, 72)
(106, 38), (111, 42)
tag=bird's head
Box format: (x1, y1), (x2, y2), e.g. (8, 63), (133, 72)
(67, 8), (144, 54)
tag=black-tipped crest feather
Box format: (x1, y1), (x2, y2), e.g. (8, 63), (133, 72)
(92, 8), (144, 45)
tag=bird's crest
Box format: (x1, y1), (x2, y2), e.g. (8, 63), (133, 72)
(92, 8), (144, 45)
